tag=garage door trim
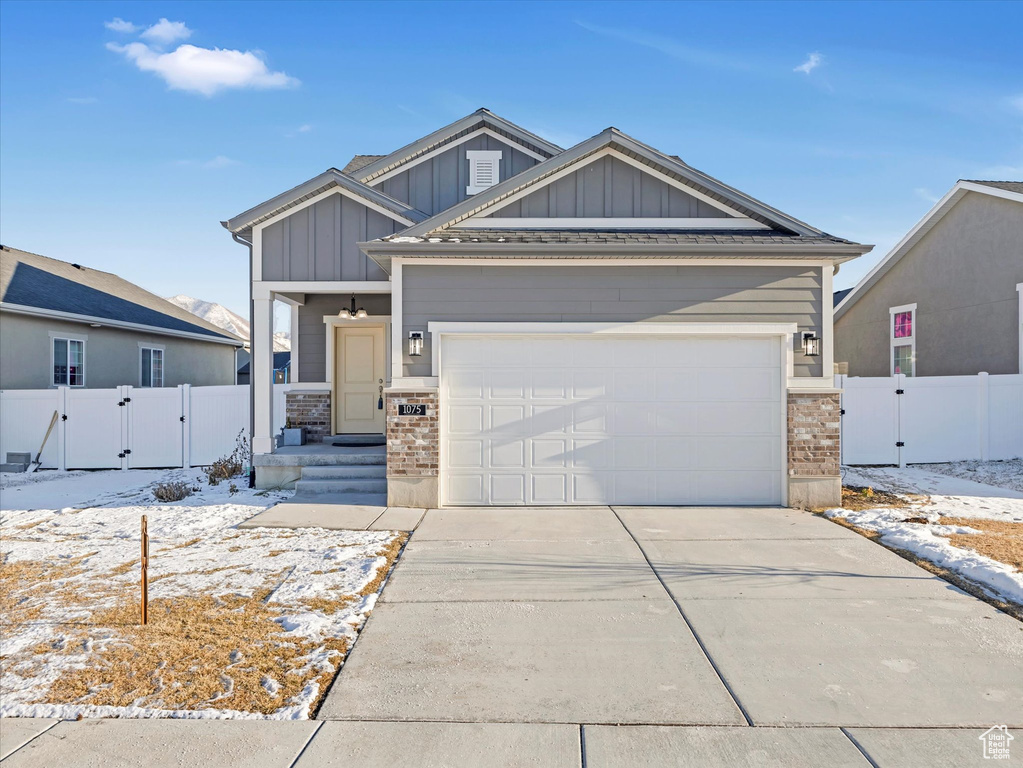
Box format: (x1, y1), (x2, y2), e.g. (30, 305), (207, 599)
(430, 322), (796, 507)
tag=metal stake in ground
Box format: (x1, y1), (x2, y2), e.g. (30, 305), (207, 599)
(141, 515), (149, 625)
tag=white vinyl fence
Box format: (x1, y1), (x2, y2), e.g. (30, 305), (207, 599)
(837, 373), (1023, 467)
(0, 384), (306, 471)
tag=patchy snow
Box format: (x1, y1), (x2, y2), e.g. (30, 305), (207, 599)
(387, 236), (423, 243)
(1, 468), (401, 720)
(921, 458), (1023, 494)
(830, 465), (1023, 606)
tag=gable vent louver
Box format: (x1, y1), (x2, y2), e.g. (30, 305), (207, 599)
(466, 150), (502, 195)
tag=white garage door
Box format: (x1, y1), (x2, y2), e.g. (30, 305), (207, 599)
(440, 334), (784, 506)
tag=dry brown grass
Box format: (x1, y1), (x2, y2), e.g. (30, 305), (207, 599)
(359, 534), (408, 597)
(840, 485), (913, 511)
(158, 538), (202, 553)
(938, 517), (1023, 573)
(820, 513), (1023, 622)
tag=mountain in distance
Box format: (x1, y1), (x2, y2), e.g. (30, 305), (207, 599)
(166, 295), (290, 351)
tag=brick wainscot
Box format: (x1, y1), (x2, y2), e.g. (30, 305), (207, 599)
(787, 391), (842, 509)
(385, 390), (439, 507)
(285, 390), (331, 443)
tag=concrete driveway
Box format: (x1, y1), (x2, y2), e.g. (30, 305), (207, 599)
(7, 506), (1021, 767)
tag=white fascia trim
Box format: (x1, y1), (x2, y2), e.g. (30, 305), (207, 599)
(465, 147), (749, 223)
(452, 217), (770, 230)
(834, 181), (1023, 320)
(400, 257), (834, 268)
(368, 127), (547, 186)
(253, 281), (392, 300)
(251, 185), (417, 236)
(3, 303), (242, 346)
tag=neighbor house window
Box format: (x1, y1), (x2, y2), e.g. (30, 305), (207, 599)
(466, 150), (502, 195)
(140, 347), (164, 387)
(890, 303), (916, 377)
(52, 338), (85, 386)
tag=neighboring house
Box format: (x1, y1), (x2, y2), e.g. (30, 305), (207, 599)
(0, 246), (244, 390)
(224, 109), (870, 508)
(237, 351), (290, 385)
(835, 180), (1023, 377)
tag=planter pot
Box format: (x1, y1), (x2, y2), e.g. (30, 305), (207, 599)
(282, 427), (307, 446)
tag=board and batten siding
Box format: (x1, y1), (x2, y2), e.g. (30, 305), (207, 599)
(488, 155), (730, 219)
(296, 294), (392, 383)
(260, 194), (402, 282)
(401, 264), (824, 378)
(375, 133), (539, 216)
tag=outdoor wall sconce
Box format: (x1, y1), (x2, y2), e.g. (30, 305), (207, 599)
(802, 331), (821, 357)
(338, 293), (368, 319)
(408, 331), (424, 357)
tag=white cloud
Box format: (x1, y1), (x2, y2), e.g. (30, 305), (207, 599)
(177, 156), (240, 169)
(107, 42), (299, 97)
(297, 124), (312, 133)
(914, 187), (940, 204)
(104, 17), (138, 33)
(141, 18), (192, 46)
(794, 52), (823, 75)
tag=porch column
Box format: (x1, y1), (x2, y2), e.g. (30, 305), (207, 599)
(252, 295), (275, 454)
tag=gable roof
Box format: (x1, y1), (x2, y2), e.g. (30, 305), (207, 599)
(383, 127), (848, 242)
(834, 179), (1023, 320)
(0, 246), (243, 345)
(352, 108), (563, 183)
(221, 168), (429, 237)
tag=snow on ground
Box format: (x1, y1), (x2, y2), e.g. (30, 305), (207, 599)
(922, 458), (1023, 494)
(1, 468), (402, 720)
(830, 464), (1023, 607)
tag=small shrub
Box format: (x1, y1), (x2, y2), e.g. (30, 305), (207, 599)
(205, 431), (250, 486)
(229, 483), (239, 495)
(153, 481), (195, 502)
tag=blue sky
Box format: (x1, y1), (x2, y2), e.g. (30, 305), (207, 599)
(2, 1), (1020, 317)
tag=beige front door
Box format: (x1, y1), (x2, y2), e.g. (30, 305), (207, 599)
(334, 325), (385, 434)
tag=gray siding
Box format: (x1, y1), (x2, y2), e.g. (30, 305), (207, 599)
(296, 294), (392, 382)
(835, 192), (1023, 376)
(401, 265), (823, 377)
(0, 313), (237, 389)
(489, 155), (729, 219)
(261, 194), (401, 281)
(376, 134), (539, 216)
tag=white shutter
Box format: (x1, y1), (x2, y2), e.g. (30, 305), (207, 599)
(466, 150), (502, 195)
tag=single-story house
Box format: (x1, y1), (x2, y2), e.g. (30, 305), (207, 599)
(0, 246), (244, 389)
(224, 109), (871, 508)
(835, 180), (1023, 377)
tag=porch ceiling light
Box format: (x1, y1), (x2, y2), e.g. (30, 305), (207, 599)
(802, 331), (821, 357)
(339, 293), (368, 319)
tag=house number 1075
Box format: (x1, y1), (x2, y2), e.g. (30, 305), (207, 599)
(398, 404), (426, 416)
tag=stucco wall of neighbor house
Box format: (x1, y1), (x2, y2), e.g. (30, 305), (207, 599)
(0, 312), (237, 390)
(374, 132), (539, 216)
(400, 264), (824, 378)
(487, 154), (730, 219)
(835, 192), (1023, 377)
(260, 193), (402, 282)
(295, 294), (392, 383)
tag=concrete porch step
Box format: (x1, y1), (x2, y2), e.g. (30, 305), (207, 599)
(327, 434), (386, 447)
(301, 465), (386, 480)
(294, 478), (388, 495)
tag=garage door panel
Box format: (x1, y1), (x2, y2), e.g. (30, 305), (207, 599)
(697, 436), (778, 470)
(533, 473), (568, 504)
(491, 474), (526, 504)
(572, 438), (609, 469)
(441, 334), (783, 506)
(696, 402), (777, 434)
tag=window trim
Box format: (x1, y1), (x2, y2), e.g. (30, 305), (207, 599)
(51, 335), (87, 387)
(139, 344), (165, 388)
(889, 303), (917, 377)
(466, 149), (502, 195)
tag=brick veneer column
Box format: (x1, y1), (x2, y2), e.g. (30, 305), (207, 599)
(787, 391), (841, 508)
(285, 391), (331, 443)
(385, 390), (439, 507)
